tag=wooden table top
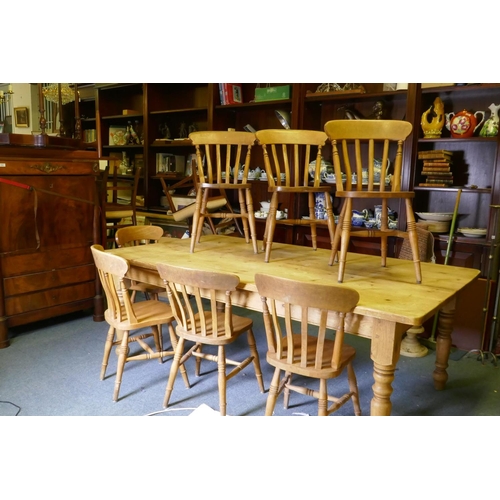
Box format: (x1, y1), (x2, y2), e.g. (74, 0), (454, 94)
(109, 235), (480, 329)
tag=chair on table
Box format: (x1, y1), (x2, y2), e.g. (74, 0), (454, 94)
(91, 244), (190, 402)
(188, 130), (259, 254)
(100, 165), (142, 249)
(254, 273), (361, 416)
(115, 225), (166, 302)
(156, 262), (265, 416)
(255, 129), (336, 263)
(324, 119), (421, 284)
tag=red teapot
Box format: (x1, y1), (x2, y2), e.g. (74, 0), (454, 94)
(449, 109), (485, 138)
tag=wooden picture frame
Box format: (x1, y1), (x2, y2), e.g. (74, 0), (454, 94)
(14, 107), (29, 127)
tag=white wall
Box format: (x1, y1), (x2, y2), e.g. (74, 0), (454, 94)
(0, 83), (36, 134)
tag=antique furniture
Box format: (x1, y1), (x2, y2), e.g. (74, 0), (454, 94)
(156, 262), (265, 416)
(0, 144), (100, 349)
(324, 119), (421, 284)
(91, 244), (190, 401)
(188, 130), (259, 253)
(255, 129), (336, 262)
(107, 235), (480, 416)
(255, 272), (361, 416)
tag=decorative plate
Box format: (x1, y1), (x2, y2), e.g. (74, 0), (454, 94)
(415, 212), (454, 222)
(457, 228), (487, 238)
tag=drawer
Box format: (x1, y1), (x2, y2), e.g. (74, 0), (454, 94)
(1, 246), (93, 277)
(4, 281), (96, 316)
(0, 159), (99, 175)
(3, 264), (96, 296)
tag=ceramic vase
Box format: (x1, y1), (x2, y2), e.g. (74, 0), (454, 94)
(421, 97), (445, 138)
(479, 103), (500, 137)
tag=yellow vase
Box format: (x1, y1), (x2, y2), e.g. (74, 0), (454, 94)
(421, 97), (445, 138)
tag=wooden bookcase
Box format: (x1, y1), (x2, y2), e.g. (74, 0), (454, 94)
(91, 82), (500, 277)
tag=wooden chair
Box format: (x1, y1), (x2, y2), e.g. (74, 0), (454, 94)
(115, 225), (165, 301)
(188, 130), (259, 254)
(324, 119), (422, 284)
(255, 129), (336, 263)
(100, 165), (142, 249)
(90, 244), (190, 401)
(254, 272), (361, 416)
(156, 262), (265, 416)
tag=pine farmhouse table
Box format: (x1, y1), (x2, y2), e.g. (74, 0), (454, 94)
(107, 234), (480, 416)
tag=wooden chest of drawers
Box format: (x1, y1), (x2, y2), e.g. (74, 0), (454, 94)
(0, 144), (102, 348)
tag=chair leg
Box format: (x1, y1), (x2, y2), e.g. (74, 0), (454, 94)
(190, 188), (204, 253)
(247, 329), (265, 393)
(167, 323), (190, 389)
(100, 325), (116, 380)
(405, 199), (422, 284)
(113, 331), (130, 402)
(330, 202), (346, 266)
(245, 189), (259, 254)
(264, 193), (279, 263)
(163, 337), (185, 408)
(347, 362), (362, 416)
(238, 189), (251, 244)
(283, 371), (292, 409)
(318, 378), (328, 416)
(195, 344), (203, 376)
(265, 367), (282, 416)
(325, 192), (337, 259)
(337, 199), (352, 283)
(309, 192), (318, 250)
(217, 345), (227, 416)
(152, 324), (163, 364)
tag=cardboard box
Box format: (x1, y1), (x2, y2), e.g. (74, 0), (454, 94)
(254, 85), (291, 102)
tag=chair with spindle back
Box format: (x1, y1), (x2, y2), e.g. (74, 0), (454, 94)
(255, 272), (361, 416)
(156, 262), (265, 416)
(188, 130), (259, 254)
(255, 129), (336, 263)
(90, 244), (190, 402)
(324, 119), (421, 284)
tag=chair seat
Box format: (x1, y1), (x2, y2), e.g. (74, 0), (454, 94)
(105, 299), (174, 331)
(336, 190), (415, 199)
(267, 334), (356, 378)
(177, 312), (253, 345)
(105, 209), (135, 219)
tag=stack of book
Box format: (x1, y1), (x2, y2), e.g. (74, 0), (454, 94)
(418, 150), (453, 187)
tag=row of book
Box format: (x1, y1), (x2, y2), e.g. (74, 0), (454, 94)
(219, 84), (243, 105)
(418, 149), (453, 187)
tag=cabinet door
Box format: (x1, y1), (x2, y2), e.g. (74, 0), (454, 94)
(0, 174), (96, 253)
(412, 84), (500, 276)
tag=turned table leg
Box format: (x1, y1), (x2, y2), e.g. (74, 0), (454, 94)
(369, 319), (408, 416)
(433, 297), (456, 391)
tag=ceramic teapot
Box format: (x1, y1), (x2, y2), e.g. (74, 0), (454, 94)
(449, 109), (485, 138)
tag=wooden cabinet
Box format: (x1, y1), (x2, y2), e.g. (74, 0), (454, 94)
(0, 146), (101, 348)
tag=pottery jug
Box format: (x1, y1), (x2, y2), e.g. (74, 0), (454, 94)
(421, 97), (445, 138)
(479, 103), (500, 137)
(450, 109), (485, 138)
